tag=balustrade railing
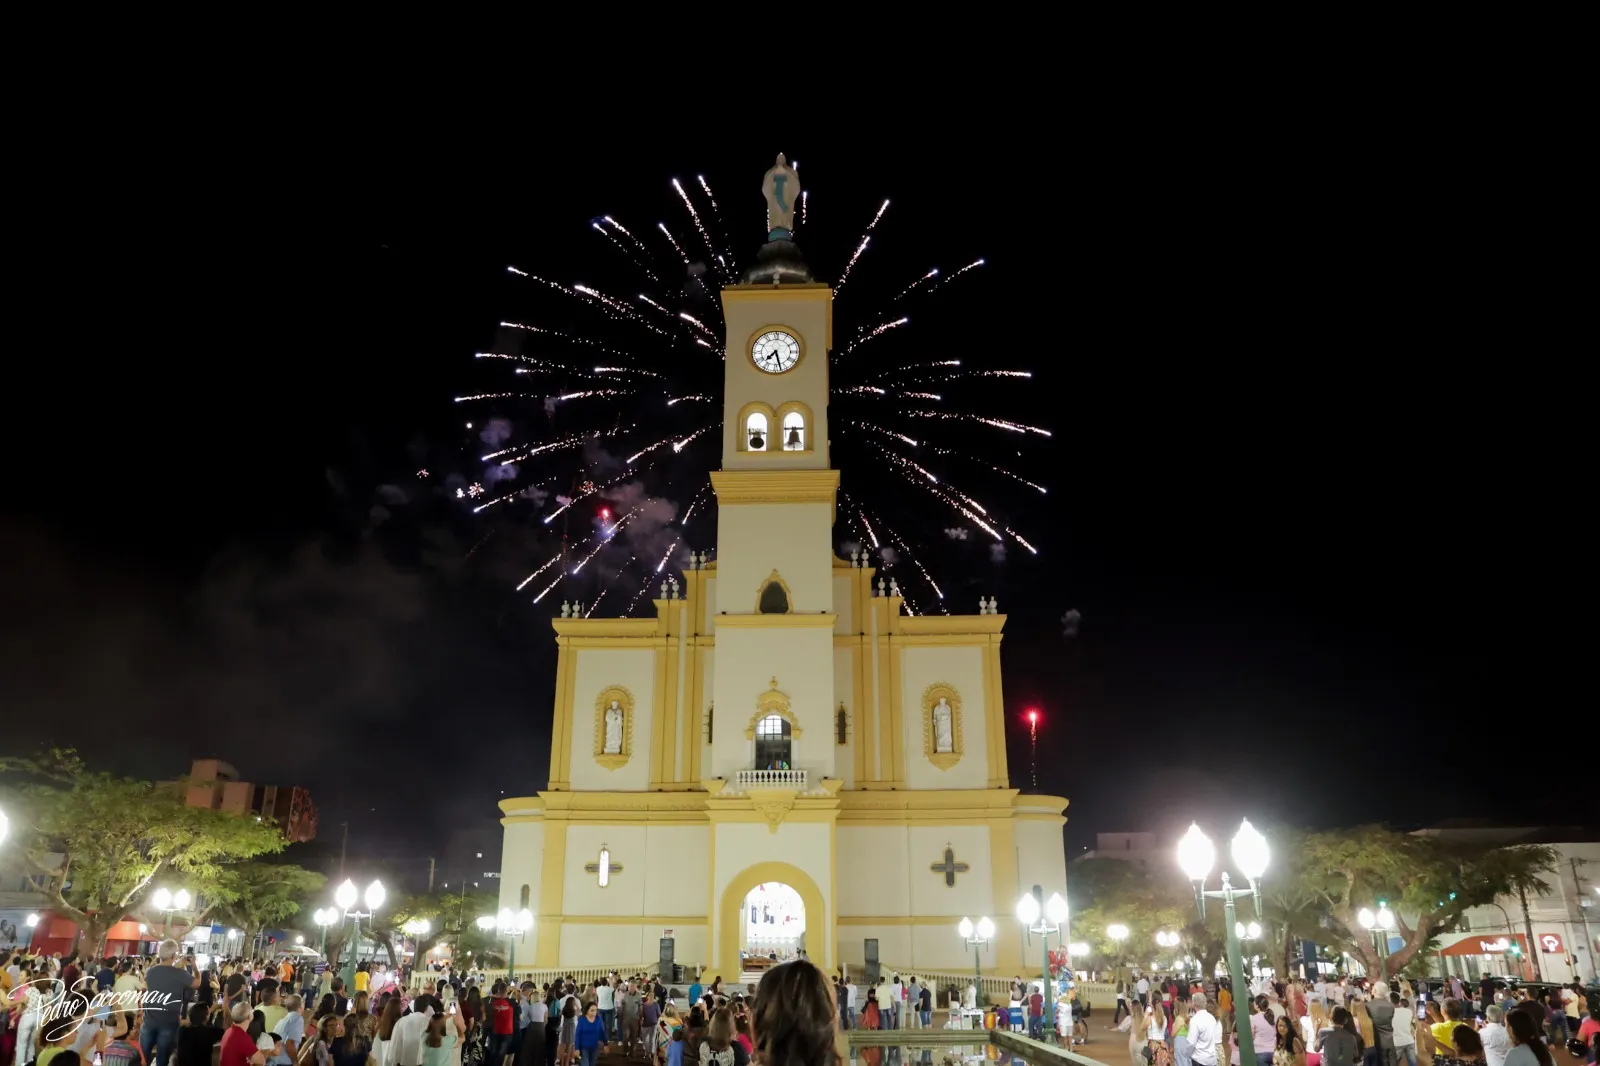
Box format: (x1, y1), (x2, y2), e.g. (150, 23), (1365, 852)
(733, 768), (807, 790)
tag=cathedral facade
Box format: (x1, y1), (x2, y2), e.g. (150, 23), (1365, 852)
(496, 159), (1067, 979)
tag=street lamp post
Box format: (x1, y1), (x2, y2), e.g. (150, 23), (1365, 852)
(958, 916), (995, 988)
(0, 804), (9, 846)
(151, 888), (192, 939)
(1017, 892), (1069, 1044)
(480, 909), (532, 980)
(1107, 923), (1130, 969)
(403, 920), (431, 978)
(1177, 820), (1270, 1066)
(1357, 904), (1395, 980)
(333, 879), (386, 989)
(314, 908), (338, 955)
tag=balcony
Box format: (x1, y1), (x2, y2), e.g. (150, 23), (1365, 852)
(733, 769), (808, 791)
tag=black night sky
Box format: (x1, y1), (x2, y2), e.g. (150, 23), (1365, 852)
(2, 127), (1560, 883)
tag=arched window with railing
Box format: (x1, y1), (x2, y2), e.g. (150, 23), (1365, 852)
(754, 713), (792, 769)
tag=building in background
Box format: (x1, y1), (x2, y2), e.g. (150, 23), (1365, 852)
(183, 758), (318, 842)
(437, 828), (502, 892)
(1073, 831), (1160, 868)
(1414, 822), (1599, 985)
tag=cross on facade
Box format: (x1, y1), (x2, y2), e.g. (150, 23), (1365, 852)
(584, 844), (622, 887)
(930, 845), (969, 887)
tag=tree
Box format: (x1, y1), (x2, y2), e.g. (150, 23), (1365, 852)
(1295, 827), (1558, 979)
(1, 749), (288, 956)
(208, 862), (327, 948)
(1070, 859), (1196, 976)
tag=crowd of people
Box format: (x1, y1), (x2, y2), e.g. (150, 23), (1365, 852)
(1105, 971), (1599, 1066)
(2, 947), (858, 1066)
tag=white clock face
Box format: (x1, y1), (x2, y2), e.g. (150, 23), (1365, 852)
(750, 330), (801, 374)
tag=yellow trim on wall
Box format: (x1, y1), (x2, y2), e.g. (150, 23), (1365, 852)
(549, 640), (572, 789)
(557, 915), (708, 926)
(535, 820), (568, 966)
(837, 915), (977, 927)
(688, 641), (706, 783)
(710, 469), (840, 506)
(744, 679), (801, 740)
(665, 617), (683, 782)
(887, 635), (905, 788)
(715, 612), (837, 629)
(721, 284), (833, 349)
(850, 641), (866, 785)
(591, 685), (636, 771)
(718, 859), (827, 979)
(651, 640), (672, 788)
(772, 400), (815, 454)
(979, 638), (999, 787)
(553, 618), (663, 638)
(987, 636), (1009, 788)
(988, 817), (1022, 973)
(754, 568), (794, 613)
(893, 614), (1007, 636)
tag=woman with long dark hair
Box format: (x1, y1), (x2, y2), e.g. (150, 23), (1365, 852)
(749, 961), (839, 1066)
(1503, 1010), (1554, 1066)
(1274, 1014), (1306, 1066)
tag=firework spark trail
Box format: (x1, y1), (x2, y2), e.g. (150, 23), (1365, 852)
(869, 443), (1006, 541)
(507, 268), (579, 299)
(899, 391), (941, 401)
(1006, 528), (1039, 554)
(666, 395), (711, 406)
(657, 223), (690, 264)
(839, 385), (886, 396)
(654, 536), (682, 574)
(572, 513), (635, 574)
(594, 366), (663, 379)
(847, 420), (918, 446)
(532, 571), (565, 603)
(603, 216), (651, 255)
(515, 554), (562, 592)
(681, 481), (711, 524)
(696, 176), (721, 215)
(677, 311), (718, 339)
(463, 529), (495, 562)
(627, 432), (681, 464)
(875, 359), (960, 380)
(636, 294), (674, 318)
(906, 411), (1052, 437)
(929, 258), (985, 290)
(671, 424), (715, 453)
(930, 448), (1048, 494)
(475, 353), (609, 384)
(894, 268), (939, 300)
(498, 322), (632, 358)
(844, 317), (909, 354)
(486, 425), (632, 464)
(672, 178), (717, 261)
(834, 236), (870, 296)
(551, 389), (633, 404)
(593, 222), (655, 279)
(864, 504), (944, 604)
(574, 284), (668, 336)
(800, 189), (808, 227)
(584, 589), (609, 618)
(454, 391), (538, 402)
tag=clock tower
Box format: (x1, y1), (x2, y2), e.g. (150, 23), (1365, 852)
(708, 155), (840, 781)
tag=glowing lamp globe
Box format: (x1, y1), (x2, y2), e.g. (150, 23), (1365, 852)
(958, 917), (975, 939)
(1358, 908), (1376, 930)
(517, 908), (533, 932)
(152, 888), (172, 911)
(335, 880), (358, 912)
(295, 935), (305, 945)
(1016, 893), (1041, 926)
(1230, 819), (1269, 881)
(25, 913), (39, 928)
(977, 917), (995, 939)
(1376, 906), (1395, 930)
(476, 916), (496, 931)
(1176, 823), (1215, 882)
(0, 805), (8, 844)
(1107, 923), (1129, 942)
(1248, 921), (1261, 939)
(174, 889), (191, 909)
(1045, 893), (1069, 925)
(1069, 942), (1090, 956)
(365, 880), (386, 912)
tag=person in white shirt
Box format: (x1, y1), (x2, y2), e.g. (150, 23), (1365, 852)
(596, 979), (617, 1040)
(1390, 992), (1417, 1066)
(1188, 994), (1221, 1066)
(391, 995), (435, 1066)
(1479, 1005), (1510, 1066)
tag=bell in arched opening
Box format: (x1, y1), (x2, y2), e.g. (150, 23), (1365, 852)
(785, 425), (802, 449)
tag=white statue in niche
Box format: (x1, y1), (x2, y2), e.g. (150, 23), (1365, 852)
(603, 700), (624, 754)
(933, 697), (954, 753)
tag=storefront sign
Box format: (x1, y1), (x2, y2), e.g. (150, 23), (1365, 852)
(1440, 933), (1530, 956)
(1537, 932), (1564, 953)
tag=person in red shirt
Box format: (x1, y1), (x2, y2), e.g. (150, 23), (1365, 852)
(1028, 987), (1045, 1039)
(490, 982), (517, 1066)
(220, 1002), (268, 1066)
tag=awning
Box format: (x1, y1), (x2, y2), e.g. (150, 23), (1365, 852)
(1439, 933), (1528, 957)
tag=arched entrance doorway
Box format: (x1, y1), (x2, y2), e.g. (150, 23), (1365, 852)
(742, 882), (806, 961)
(717, 861), (827, 979)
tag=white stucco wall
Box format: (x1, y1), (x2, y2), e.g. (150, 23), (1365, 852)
(642, 826), (712, 917)
(836, 828), (911, 917)
(568, 647), (656, 791)
(714, 501), (836, 615)
(907, 824), (993, 919)
(708, 627), (836, 781)
(901, 645), (988, 790)
(1014, 820), (1068, 907)
(832, 572), (854, 632)
(562, 825), (650, 916)
(498, 818), (545, 917)
(560, 923), (707, 970)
